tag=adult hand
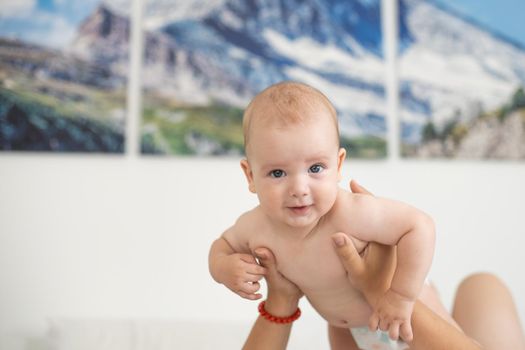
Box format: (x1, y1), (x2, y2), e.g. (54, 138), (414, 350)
(254, 247), (303, 313)
(332, 179), (397, 306)
(349, 178), (372, 196)
(332, 233), (396, 307)
(243, 249), (302, 350)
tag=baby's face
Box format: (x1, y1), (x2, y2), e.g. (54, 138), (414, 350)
(241, 112), (345, 230)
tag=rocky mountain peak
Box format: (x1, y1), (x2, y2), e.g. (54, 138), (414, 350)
(69, 4), (130, 69)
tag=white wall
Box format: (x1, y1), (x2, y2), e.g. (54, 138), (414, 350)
(1, 0), (525, 349)
(1, 157), (524, 349)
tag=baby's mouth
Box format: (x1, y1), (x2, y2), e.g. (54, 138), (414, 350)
(289, 205), (312, 215)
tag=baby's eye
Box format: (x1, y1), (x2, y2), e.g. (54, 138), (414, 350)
(270, 169), (285, 178)
(309, 164), (324, 173)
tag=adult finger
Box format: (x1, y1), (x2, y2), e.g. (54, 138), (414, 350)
(332, 232), (364, 278)
(350, 179), (373, 196)
(254, 247), (279, 276)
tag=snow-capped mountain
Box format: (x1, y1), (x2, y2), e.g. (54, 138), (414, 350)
(101, 0), (133, 18)
(69, 0), (524, 154)
(69, 4), (130, 76)
(399, 0), (525, 144)
(141, 0), (387, 138)
(143, 0), (227, 30)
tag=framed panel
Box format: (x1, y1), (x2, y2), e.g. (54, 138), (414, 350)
(0, 0), (130, 153)
(398, 0), (525, 159)
(141, 0), (387, 158)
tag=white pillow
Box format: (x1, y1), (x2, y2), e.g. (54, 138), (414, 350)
(48, 318), (250, 350)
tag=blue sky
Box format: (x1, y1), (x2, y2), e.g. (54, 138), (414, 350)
(438, 0), (525, 46)
(34, 0), (103, 23)
(0, 0), (103, 48)
(0, 0), (524, 49)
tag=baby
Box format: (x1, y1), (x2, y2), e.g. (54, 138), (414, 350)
(209, 81), (436, 348)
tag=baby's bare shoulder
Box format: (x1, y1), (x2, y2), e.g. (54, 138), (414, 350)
(222, 207), (268, 253)
(228, 206), (273, 240)
(323, 189), (370, 251)
(331, 188), (367, 213)
(330, 189), (387, 223)
(235, 206), (265, 229)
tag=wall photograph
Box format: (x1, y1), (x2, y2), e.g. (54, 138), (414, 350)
(2, 0), (522, 159)
(140, 0), (387, 158)
(0, 0), (130, 153)
(398, 0), (525, 159)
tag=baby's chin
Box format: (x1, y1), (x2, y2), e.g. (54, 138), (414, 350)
(282, 212), (323, 230)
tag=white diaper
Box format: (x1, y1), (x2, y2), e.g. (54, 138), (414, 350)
(350, 327), (409, 350)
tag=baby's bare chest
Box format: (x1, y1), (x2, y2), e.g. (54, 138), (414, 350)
(279, 234), (346, 288)
(248, 222), (366, 291)
(249, 226), (371, 326)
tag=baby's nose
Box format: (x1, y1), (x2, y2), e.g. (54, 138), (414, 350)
(289, 177), (309, 197)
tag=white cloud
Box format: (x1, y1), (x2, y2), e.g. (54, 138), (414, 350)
(102, 0), (132, 17)
(41, 17), (77, 48)
(28, 12), (77, 48)
(0, 0), (36, 17)
(263, 29), (385, 83)
(0, 0), (106, 49)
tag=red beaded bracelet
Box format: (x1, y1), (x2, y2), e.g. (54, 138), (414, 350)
(258, 300), (301, 324)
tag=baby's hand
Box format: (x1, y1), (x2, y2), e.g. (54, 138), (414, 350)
(369, 289), (415, 342)
(216, 253), (267, 300)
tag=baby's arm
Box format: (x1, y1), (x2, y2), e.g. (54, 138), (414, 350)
(208, 215), (267, 300)
(342, 192), (436, 341)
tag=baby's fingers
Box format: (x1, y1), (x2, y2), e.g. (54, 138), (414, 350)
(239, 281), (261, 295)
(378, 317), (390, 332)
(245, 262), (267, 276)
(239, 254), (258, 264)
(388, 320), (400, 341)
(238, 290), (262, 300)
(368, 312), (380, 332)
(400, 322), (413, 342)
(245, 273), (264, 283)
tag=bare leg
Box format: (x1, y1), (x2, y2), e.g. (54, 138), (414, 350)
(328, 324), (359, 350)
(452, 273), (525, 350)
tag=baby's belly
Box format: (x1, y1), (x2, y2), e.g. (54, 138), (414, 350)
(307, 283), (448, 329)
(304, 284), (373, 328)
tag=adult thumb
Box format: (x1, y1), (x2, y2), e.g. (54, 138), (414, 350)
(350, 179), (373, 196)
(332, 232), (364, 277)
(254, 247), (276, 270)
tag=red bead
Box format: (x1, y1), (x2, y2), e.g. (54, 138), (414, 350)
(257, 300), (301, 324)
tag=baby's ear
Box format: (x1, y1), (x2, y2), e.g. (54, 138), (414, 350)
(240, 159), (256, 193)
(337, 148), (346, 180)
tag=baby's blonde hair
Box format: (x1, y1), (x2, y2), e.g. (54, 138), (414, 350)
(243, 81), (339, 153)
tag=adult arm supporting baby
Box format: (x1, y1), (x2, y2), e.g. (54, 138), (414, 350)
(332, 230), (480, 350)
(242, 247), (303, 350)
(341, 191), (436, 341)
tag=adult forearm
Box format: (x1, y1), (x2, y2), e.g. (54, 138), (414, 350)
(242, 295), (300, 350)
(408, 301), (480, 350)
(243, 316), (294, 350)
